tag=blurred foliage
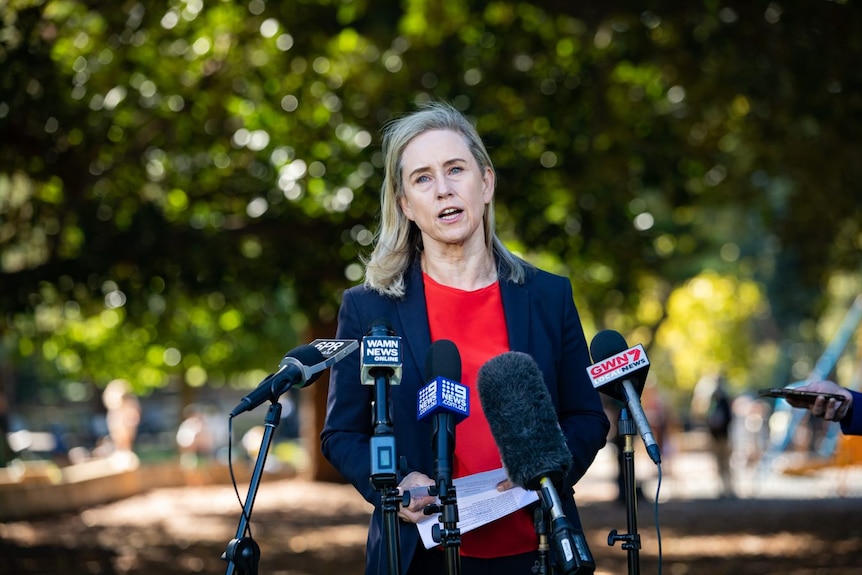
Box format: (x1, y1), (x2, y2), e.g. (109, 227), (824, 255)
(655, 271), (772, 392)
(1, 0), (861, 413)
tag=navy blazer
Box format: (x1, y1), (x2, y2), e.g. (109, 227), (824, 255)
(842, 390), (862, 435)
(321, 258), (610, 575)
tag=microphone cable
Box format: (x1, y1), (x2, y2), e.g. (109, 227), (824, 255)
(654, 463), (663, 575)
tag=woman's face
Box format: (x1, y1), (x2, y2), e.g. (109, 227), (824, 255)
(398, 129), (494, 252)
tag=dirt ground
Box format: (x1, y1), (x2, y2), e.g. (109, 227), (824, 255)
(1, 475), (861, 575)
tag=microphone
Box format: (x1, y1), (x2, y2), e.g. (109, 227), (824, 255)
(362, 319), (403, 484)
(476, 351), (571, 489)
(361, 319), (403, 386)
(587, 329), (661, 464)
(477, 352), (595, 574)
(230, 338), (359, 417)
(361, 320), (405, 573)
(229, 345), (324, 417)
(417, 340), (468, 497)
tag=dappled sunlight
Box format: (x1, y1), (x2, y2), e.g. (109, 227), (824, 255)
(279, 524), (369, 555)
(3, 467), (862, 574)
(657, 532), (822, 559)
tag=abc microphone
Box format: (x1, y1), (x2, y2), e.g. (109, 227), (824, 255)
(477, 351), (595, 574)
(587, 329), (661, 464)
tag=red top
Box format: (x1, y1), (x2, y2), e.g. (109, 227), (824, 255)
(423, 273), (537, 558)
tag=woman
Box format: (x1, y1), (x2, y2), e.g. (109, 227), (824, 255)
(321, 101), (610, 575)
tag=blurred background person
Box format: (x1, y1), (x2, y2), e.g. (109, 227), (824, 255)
(176, 404), (215, 470)
(101, 379), (141, 456)
(691, 370), (735, 498)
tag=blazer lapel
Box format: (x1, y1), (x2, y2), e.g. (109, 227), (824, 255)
(396, 259), (433, 378)
(500, 275), (531, 354)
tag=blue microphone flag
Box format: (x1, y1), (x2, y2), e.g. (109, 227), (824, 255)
(417, 376), (469, 422)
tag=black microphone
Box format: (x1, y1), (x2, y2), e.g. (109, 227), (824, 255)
(362, 320), (405, 573)
(587, 329), (661, 464)
(417, 340), (468, 498)
(229, 345), (324, 417)
(477, 351), (595, 574)
(361, 318), (403, 386)
(229, 339), (359, 418)
(362, 319), (403, 484)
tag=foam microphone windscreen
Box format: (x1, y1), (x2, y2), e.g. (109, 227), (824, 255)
(477, 351), (572, 491)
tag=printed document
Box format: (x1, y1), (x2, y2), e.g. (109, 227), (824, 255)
(415, 467), (539, 549)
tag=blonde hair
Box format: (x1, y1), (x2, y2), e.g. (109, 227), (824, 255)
(363, 101), (528, 297)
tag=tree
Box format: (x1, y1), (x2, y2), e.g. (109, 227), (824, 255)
(2, 1), (861, 475)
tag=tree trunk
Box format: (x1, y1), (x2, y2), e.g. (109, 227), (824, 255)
(303, 319), (347, 483)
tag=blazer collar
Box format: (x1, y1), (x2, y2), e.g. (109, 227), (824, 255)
(396, 258), (532, 365)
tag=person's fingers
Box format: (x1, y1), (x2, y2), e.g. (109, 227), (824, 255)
(811, 395), (827, 417)
(398, 508), (423, 523)
(398, 495), (438, 523)
(826, 397), (851, 421)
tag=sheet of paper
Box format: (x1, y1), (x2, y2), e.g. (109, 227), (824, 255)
(415, 467), (539, 549)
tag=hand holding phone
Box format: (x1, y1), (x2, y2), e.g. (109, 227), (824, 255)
(759, 382), (852, 422)
(757, 387), (846, 407)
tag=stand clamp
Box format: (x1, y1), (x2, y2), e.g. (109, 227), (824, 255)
(608, 529), (642, 551)
(222, 537), (260, 575)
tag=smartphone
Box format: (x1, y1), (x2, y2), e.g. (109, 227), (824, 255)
(758, 387), (846, 406)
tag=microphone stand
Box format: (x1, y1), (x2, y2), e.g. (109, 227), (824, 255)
(429, 413), (461, 575)
(533, 505), (551, 575)
(370, 369), (403, 575)
(222, 402), (283, 575)
(608, 408), (641, 575)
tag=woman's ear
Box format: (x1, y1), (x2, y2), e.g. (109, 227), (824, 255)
(483, 166), (495, 204)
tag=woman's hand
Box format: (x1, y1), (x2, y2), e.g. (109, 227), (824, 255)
(397, 471), (437, 523)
